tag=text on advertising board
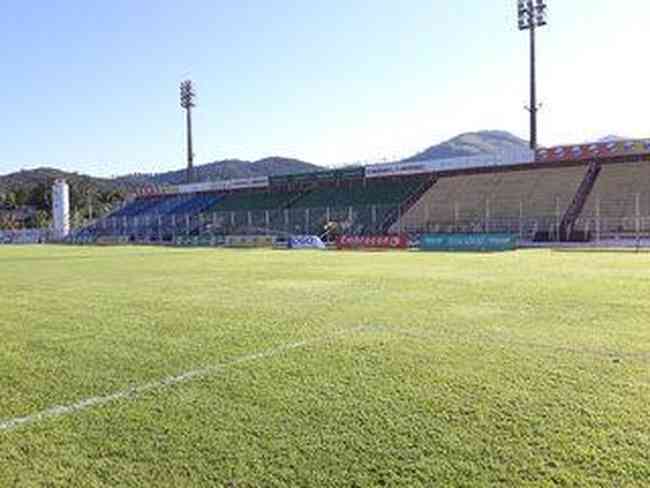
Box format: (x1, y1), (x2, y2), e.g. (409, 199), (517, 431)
(336, 235), (408, 249)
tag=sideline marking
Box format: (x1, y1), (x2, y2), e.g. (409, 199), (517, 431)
(1, 326), (372, 433)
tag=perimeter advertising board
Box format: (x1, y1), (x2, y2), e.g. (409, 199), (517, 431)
(96, 236), (130, 246)
(174, 235), (223, 247)
(288, 235), (326, 249)
(336, 235), (408, 249)
(225, 235), (276, 248)
(419, 233), (518, 252)
(0, 229), (48, 244)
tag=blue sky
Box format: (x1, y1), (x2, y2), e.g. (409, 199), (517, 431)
(1, 1), (648, 176)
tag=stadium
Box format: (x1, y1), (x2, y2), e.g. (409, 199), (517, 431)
(4, 1), (650, 486)
(73, 139), (650, 248)
(4, 139), (649, 485)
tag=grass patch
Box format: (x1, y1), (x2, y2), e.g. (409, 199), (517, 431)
(1, 245), (650, 486)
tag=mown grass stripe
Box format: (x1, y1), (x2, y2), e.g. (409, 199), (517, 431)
(0, 325), (372, 433)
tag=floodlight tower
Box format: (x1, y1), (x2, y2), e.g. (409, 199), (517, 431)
(518, 0), (548, 151)
(180, 80), (196, 184)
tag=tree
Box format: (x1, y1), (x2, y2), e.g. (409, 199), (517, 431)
(26, 183), (51, 211)
(13, 188), (28, 207)
(0, 213), (19, 230)
(35, 210), (51, 229)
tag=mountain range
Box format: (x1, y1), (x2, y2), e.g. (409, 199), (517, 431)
(0, 130), (533, 196)
(403, 130), (529, 162)
(115, 157), (322, 187)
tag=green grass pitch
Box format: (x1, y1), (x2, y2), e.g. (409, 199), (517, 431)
(1, 245), (650, 486)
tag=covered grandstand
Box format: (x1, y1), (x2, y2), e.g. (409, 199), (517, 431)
(75, 139), (650, 244)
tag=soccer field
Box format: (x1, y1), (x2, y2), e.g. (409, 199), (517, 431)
(1, 245), (649, 486)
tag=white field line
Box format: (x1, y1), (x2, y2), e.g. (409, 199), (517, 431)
(0, 325), (372, 433)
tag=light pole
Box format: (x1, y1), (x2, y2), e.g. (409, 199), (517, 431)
(518, 0), (548, 151)
(180, 80), (196, 184)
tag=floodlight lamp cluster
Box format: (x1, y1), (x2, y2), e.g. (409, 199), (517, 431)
(518, 0), (548, 31)
(180, 80), (196, 109)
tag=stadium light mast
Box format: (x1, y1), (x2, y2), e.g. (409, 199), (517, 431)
(518, 0), (548, 151)
(180, 80), (196, 184)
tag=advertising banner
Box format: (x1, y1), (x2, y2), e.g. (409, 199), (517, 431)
(536, 139), (650, 162)
(0, 229), (48, 244)
(337, 167), (365, 180)
(288, 235), (326, 249)
(225, 177), (269, 190)
(271, 167), (365, 187)
(419, 233), (518, 252)
(173, 181), (222, 194)
(315, 170), (338, 181)
(363, 150), (535, 179)
(225, 235), (275, 248)
(336, 235), (408, 249)
(70, 234), (97, 245)
(365, 161), (435, 179)
(174, 236), (219, 247)
(171, 177), (270, 195)
(96, 236), (129, 246)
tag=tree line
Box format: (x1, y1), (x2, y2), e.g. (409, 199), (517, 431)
(0, 181), (127, 230)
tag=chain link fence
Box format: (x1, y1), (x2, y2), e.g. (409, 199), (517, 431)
(396, 193), (650, 242)
(86, 204), (401, 242)
(0, 228), (51, 244)
(77, 193), (650, 245)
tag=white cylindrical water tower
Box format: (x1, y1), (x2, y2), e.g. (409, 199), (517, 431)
(52, 179), (70, 240)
